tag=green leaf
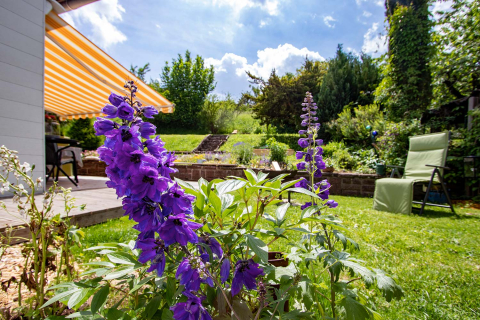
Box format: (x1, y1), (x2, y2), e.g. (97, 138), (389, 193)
(129, 275), (156, 294)
(41, 289), (79, 308)
(104, 265), (135, 280)
(245, 234), (268, 263)
(68, 288), (93, 309)
(373, 269), (404, 302)
(342, 260), (375, 286)
(91, 285), (109, 314)
(275, 203), (290, 225)
(209, 191), (222, 214)
(144, 296), (162, 319)
(232, 297), (253, 319)
(65, 311), (93, 318)
(83, 261), (115, 268)
(284, 187), (320, 200)
(106, 252), (138, 265)
(244, 169), (258, 184)
(161, 309), (174, 320)
(174, 178), (198, 195)
(216, 179), (246, 195)
(301, 205), (323, 219)
(339, 295), (371, 320)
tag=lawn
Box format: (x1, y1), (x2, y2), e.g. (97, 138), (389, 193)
(75, 194), (480, 319)
(155, 134), (206, 151)
(219, 133), (301, 152)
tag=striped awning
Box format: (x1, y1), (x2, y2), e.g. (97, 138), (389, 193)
(44, 11), (174, 120)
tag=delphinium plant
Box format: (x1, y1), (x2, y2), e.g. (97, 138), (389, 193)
(47, 85), (402, 320)
(0, 146), (84, 318)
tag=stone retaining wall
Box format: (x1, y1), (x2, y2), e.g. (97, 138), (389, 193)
(79, 159), (381, 197)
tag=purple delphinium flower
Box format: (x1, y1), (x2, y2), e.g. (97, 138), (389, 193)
(144, 136), (165, 158)
(94, 118), (116, 136)
(301, 202), (313, 210)
(158, 152), (177, 177)
(298, 138), (309, 148)
(128, 166), (168, 201)
(115, 143), (158, 173)
(296, 151), (305, 160)
(139, 122), (156, 139)
(297, 162), (306, 170)
(176, 256), (214, 291)
(117, 102), (135, 121)
(102, 104), (118, 118)
(171, 291), (212, 320)
(158, 213), (202, 246)
(220, 258), (230, 283)
(136, 238), (166, 276)
(295, 178), (309, 189)
(198, 235), (223, 259)
(160, 183), (195, 215)
(231, 259), (264, 296)
(109, 92), (124, 107)
(326, 199), (338, 208)
(142, 106), (159, 118)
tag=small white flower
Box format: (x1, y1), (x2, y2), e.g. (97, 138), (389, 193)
(19, 209), (25, 216)
(12, 195), (20, 203)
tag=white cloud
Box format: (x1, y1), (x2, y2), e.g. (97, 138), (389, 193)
(363, 11), (372, 17)
(431, 0), (453, 17)
(155, 24), (161, 29)
(198, 0), (281, 16)
(61, 0), (127, 49)
(323, 16), (336, 28)
(356, 0), (383, 6)
(362, 22), (387, 57)
(259, 19), (268, 27)
(206, 44), (324, 96)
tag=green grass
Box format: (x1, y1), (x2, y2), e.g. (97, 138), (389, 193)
(76, 195), (480, 319)
(219, 134), (265, 152)
(156, 134), (207, 151)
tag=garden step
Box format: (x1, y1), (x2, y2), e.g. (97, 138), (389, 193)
(193, 134), (229, 152)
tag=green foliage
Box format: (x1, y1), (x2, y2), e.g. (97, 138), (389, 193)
(151, 51), (215, 129)
(266, 137), (288, 163)
(376, 120), (423, 166)
(232, 142), (254, 165)
(220, 134), (300, 152)
(129, 63), (151, 82)
(316, 45), (381, 128)
(66, 118), (101, 151)
(430, 0), (480, 107)
(244, 58), (328, 133)
(332, 148), (356, 170)
(200, 94), (240, 134)
(230, 112), (266, 134)
(380, 0), (433, 120)
(326, 104), (386, 146)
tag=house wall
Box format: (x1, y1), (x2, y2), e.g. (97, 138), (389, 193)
(0, 0), (45, 190)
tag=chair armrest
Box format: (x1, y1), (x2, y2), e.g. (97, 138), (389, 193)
(425, 164), (450, 170)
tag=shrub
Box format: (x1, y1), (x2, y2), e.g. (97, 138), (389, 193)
(232, 142), (254, 165)
(326, 103), (386, 146)
(376, 120), (423, 166)
(266, 137), (288, 163)
(67, 118), (101, 150)
(322, 141), (347, 158)
(200, 94), (238, 134)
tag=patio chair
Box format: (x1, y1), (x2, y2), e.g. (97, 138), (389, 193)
(45, 141), (78, 186)
(373, 132), (455, 215)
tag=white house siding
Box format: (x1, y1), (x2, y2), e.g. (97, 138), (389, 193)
(0, 0), (45, 191)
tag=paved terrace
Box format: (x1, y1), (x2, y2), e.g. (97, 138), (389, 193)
(0, 176), (123, 243)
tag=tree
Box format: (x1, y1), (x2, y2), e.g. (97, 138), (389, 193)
(129, 63), (151, 82)
(316, 45), (380, 126)
(379, 0), (433, 120)
(244, 58), (327, 133)
(151, 51), (216, 129)
(431, 0), (480, 106)
(67, 118), (101, 151)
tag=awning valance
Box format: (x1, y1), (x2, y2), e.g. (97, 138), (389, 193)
(44, 12), (174, 120)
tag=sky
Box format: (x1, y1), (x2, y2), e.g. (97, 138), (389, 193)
(61, 0), (451, 98)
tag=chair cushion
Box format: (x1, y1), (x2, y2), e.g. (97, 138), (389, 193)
(373, 178), (415, 214)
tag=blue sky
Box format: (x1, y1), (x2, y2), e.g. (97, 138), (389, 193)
(62, 0), (391, 98)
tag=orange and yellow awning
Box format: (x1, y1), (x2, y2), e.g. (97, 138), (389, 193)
(44, 12), (173, 120)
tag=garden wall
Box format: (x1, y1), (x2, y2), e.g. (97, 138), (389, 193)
(79, 159), (380, 197)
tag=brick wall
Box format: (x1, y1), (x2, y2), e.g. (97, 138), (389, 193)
(79, 159), (381, 197)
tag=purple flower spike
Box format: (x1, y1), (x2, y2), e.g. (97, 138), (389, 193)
(102, 104), (118, 118)
(176, 256), (213, 291)
(295, 178), (309, 189)
(295, 151), (305, 160)
(171, 292), (212, 320)
(231, 259), (264, 296)
(160, 183), (195, 216)
(139, 122), (156, 138)
(158, 213), (202, 246)
(128, 166), (168, 201)
(199, 235), (223, 259)
(297, 162), (306, 170)
(326, 199), (338, 208)
(94, 118), (116, 136)
(136, 238), (166, 276)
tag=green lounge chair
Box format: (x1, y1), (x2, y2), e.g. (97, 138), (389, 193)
(373, 132), (455, 215)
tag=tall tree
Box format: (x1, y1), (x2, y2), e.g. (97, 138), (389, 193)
(381, 0), (433, 120)
(130, 63), (151, 82)
(431, 0), (480, 106)
(151, 51), (215, 129)
(316, 45), (380, 125)
(243, 59), (327, 133)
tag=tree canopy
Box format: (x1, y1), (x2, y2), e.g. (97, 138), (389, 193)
(150, 51), (216, 129)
